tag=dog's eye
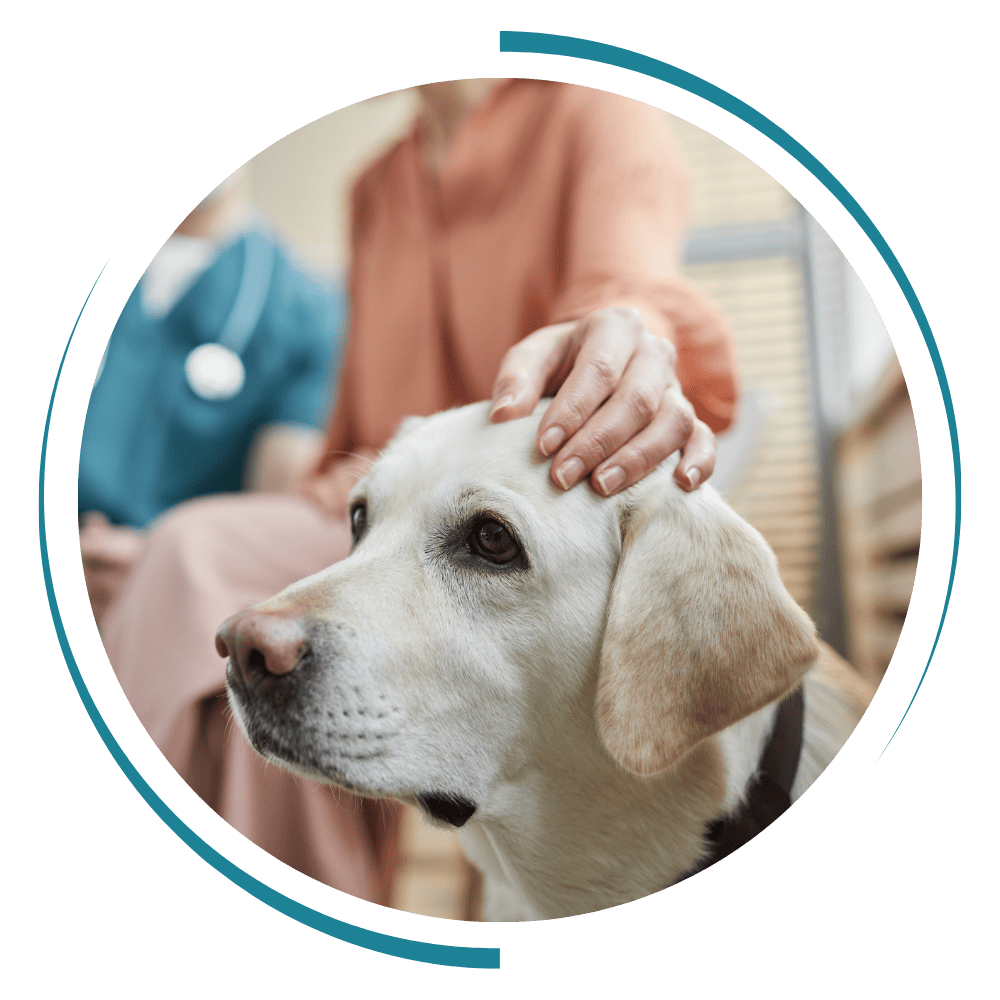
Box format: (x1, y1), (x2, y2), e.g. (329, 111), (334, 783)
(350, 501), (367, 543)
(468, 518), (520, 564)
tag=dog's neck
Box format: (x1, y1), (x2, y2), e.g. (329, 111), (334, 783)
(458, 685), (778, 920)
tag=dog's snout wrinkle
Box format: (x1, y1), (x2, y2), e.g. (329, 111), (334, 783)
(217, 610), (312, 689)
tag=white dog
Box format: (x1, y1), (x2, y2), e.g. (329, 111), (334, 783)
(219, 401), (871, 920)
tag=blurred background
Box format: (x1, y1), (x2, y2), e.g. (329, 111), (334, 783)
(133, 85), (924, 920)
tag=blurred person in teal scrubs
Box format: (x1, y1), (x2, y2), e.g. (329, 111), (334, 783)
(79, 171), (344, 619)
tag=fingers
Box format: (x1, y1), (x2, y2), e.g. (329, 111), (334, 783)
(490, 306), (715, 496)
(553, 386), (697, 494)
(489, 321), (577, 423)
(80, 522), (140, 619)
(587, 410), (715, 498)
(83, 564), (120, 620)
(672, 419), (716, 492)
(533, 310), (667, 457)
(80, 519), (145, 570)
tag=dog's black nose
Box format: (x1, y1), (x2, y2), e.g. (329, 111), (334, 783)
(216, 611), (311, 688)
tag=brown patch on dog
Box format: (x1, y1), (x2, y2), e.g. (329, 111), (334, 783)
(597, 483), (819, 776)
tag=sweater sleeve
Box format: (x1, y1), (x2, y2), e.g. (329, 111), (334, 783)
(548, 87), (739, 432)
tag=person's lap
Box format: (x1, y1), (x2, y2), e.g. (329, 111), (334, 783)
(101, 491), (400, 904)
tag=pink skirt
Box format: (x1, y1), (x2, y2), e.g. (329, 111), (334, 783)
(101, 492), (401, 905)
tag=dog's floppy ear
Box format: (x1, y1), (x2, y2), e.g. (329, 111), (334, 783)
(596, 470), (818, 776)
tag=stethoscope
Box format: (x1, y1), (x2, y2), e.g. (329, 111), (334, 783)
(183, 227), (275, 401)
(93, 227), (276, 401)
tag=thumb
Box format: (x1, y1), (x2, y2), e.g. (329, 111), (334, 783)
(490, 321), (577, 423)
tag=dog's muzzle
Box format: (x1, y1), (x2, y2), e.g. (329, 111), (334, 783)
(216, 610), (478, 826)
(216, 608), (340, 772)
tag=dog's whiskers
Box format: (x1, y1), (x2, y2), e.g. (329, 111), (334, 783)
(316, 448), (380, 471)
(222, 701), (239, 740)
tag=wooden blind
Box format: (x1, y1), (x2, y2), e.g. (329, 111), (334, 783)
(669, 114), (821, 613)
(837, 360), (920, 683)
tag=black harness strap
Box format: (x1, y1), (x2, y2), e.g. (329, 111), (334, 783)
(672, 686), (805, 885)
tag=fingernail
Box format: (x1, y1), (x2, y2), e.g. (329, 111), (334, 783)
(539, 425), (565, 456)
(594, 466), (626, 495)
(490, 394), (515, 418)
(684, 469), (701, 490)
(554, 457), (584, 490)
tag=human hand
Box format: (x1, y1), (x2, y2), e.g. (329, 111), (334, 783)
(244, 423), (324, 495)
(79, 513), (146, 621)
(489, 307), (716, 496)
(299, 449), (378, 520)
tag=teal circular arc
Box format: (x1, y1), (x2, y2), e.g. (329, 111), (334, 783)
(40, 32), (959, 970)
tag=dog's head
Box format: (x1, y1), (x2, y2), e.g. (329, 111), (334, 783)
(220, 402), (817, 828)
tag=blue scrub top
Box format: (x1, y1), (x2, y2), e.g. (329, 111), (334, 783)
(79, 232), (344, 528)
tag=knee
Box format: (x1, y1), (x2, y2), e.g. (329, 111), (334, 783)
(149, 494), (239, 542)
(139, 492), (340, 593)
(141, 495), (247, 580)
